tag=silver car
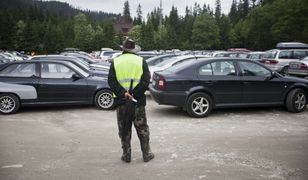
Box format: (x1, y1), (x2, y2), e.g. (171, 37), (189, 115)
(288, 56), (308, 77)
(261, 49), (308, 74)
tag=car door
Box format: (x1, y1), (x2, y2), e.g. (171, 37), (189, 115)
(237, 60), (286, 104)
(197, 60), (242, 105)
(0, 62), (40, 88)
(37, 62), (88, 103)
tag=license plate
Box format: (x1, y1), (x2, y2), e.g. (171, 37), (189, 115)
(152, 80), (156, 86)
(290, 64), (299, 68)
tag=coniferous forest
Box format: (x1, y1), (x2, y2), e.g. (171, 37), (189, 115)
(0, 0), (307, 53)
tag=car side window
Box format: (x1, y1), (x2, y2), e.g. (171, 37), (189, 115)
(278, 51), (292, 59)
(293, 50), (307, 59)
(199, 63), (213, 75)
(41, 63), (75, 79)
(238, 61), (271, 77)
(211, 61), (236, 76)
(0, 63), (36, 77)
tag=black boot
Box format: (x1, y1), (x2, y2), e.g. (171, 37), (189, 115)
(121, 148), (131, 163)
(143, 152), (154, 162)
(141, 140), (154, 162)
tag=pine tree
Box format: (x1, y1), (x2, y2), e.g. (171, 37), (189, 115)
(134, 4), (142, 25)
(123, 0), (132, 21)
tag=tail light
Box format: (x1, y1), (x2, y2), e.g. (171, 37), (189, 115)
(260, 59), (278, 64)
(300, 63), (308, 69)
(158, 76), (166, 90)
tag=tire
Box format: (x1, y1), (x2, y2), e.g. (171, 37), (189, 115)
(186, 92), (213, 118)
(286, 88), (307, 113)
(94, 89), (115, 110)
(0, 93), (20, 114)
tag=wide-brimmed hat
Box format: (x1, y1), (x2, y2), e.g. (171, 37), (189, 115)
(120, 38), (141, 53)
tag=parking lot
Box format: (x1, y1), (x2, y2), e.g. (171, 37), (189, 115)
(0, 95), (308, 180)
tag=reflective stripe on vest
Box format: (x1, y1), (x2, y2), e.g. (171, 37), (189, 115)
(114, 53), (143, 91)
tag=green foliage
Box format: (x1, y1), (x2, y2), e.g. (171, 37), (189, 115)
(0, 0), (307, 52)
(192, 13), (220, 49)
(128, 25), (142, 44)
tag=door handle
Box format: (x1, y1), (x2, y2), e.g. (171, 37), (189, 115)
(243, 81), (250, 85)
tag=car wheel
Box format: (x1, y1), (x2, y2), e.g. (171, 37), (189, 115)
(94, 90), (114, 110)
(286, 88), (306, 113)
(0, 94), (20, 114)
(186, 92), (213, 118)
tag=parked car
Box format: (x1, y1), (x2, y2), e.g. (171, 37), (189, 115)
(31, 55), (108, 77)
(0, 60), (115, 114)
(146, 54), (178, 67)
(149, 58), (308, 118)
(137, 51), (158, 60)
(260, 42), (308, 74)
(100, 51), (120, 61)
(246, 51), (265, 62)
(149, 55), (207, 81)
(0, 57), (10, 64)
(61, 52), (98, 64)
(288, 56), (308, 77)
(214, 52), (248, 58)
(61, 52), (110, 71)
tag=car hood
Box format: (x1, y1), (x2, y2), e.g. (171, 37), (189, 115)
(283, 76), (308, 84)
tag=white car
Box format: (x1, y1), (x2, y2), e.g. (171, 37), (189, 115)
(149, 55), (207, 81)
(288, 56), (308, 77)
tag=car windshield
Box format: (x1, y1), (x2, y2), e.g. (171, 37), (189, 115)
(73, 59), (90, 70)
(264, 50), (277, 58)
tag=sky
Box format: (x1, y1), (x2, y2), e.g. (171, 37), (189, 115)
(49, 0), (233, 18)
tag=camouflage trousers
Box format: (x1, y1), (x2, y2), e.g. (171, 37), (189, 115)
(116, 105), (152, 157)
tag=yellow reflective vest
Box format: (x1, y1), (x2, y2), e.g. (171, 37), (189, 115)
(113, 53), (143, 91)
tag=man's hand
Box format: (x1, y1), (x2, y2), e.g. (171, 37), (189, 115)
(124, 91), (133, 100)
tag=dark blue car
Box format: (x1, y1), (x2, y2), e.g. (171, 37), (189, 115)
(0, 60), (114, 114)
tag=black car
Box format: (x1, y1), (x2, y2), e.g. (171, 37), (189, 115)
(31, 55), (108, 77)
(149, 58), (308, 118)
(0, 60), (115, 114)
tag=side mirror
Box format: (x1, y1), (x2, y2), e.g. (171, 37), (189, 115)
(72, 73), (81, 80)
(265, 71), (276, 81)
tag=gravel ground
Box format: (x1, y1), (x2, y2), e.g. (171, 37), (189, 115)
(0, 95), (308, 180)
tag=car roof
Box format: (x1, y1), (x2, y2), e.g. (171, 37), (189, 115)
(2, 59), (74, 65)
(32, 55), (77, 59)
(276, 42), (308, 49)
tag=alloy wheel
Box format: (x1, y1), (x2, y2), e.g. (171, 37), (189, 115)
(191, 97), (209, 116)
(295, 92), (306, 110)
(0, 96), (16, 113)
(98, 92), (114, 109)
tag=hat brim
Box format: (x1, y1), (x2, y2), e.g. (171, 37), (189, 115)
(120, 44), (141, 54)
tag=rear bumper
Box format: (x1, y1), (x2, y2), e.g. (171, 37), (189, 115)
(263, 64), (284, 72)
(149, 85), (187, 107)
(288, 69), (308, 76)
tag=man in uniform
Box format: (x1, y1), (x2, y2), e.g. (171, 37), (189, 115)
(108, 38), (154, 163)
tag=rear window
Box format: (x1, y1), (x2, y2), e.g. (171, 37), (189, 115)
(293, 50), (307, 59)
(167, 59), (195, 73)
